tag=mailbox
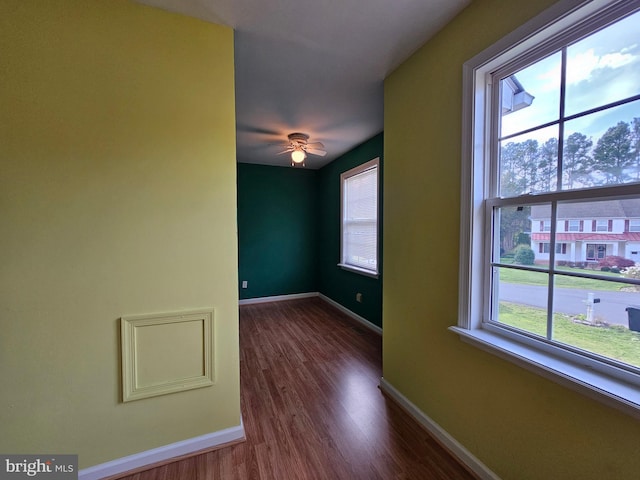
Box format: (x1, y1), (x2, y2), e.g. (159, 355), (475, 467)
(625, 306), (640, 332)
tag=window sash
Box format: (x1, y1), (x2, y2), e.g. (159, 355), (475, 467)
(458, 0), (640, 417)
(485, 1), (640, 370)
(490, 4), (640, 199)
(340, 159), (379, 275)
(485, 187), (640, 369)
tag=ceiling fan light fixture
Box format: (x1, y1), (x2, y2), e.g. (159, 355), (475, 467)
(291, 149), (306, 164)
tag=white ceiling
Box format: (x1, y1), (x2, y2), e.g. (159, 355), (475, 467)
(137, 0), (471, 168)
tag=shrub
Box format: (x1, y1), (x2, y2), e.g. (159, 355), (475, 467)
(514, 245), (535, 265)
(611, 267), (621, 274)
(557, 260), (567, 267)
(598, 256), (635, 269)
(600, 266), (611, 272)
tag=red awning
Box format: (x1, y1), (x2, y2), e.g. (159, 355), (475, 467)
(531, 232), (640, 241)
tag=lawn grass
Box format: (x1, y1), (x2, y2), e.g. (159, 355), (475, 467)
(499, 301), (640, 368)
(497, 265), (627, 292)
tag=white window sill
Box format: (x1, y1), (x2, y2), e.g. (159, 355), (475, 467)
(449, 326), (640, 419)
(337, 263), (379, 279)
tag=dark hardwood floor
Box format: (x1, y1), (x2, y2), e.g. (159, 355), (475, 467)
(114, 298), (477, 479)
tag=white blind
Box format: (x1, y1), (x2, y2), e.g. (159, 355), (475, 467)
(343, 164), (378, 272)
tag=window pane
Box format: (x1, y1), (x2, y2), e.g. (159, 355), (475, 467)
(552, 275), (640, 369)
(342, 163), (378, 272)
(494, 204), (549, 337)
(494, 267), (549, 338)
(562, 100), (640, 188)
(530, 203), (555, 265)
(565, 10), (640, 117)
(499, 126), (558, 197)
(495, 204), (533, 261)
(344, 221), (377, 269)
(568, 220), (580, 231)
(500, 52), (561, 138)
(550, 198), (640, 269)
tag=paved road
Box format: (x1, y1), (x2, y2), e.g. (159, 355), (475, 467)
(499, 282), (640, 326)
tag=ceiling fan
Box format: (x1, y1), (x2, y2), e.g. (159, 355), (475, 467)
(277, 133), (326, 167)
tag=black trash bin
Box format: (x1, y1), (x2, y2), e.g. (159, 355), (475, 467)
(625, 306), (640, 332)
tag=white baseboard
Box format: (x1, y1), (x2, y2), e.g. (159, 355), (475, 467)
(319, 293), (382, 335)
(239, 292), (319, 305)
(78, 421), (245, 480)
(379, 378), (500, 480)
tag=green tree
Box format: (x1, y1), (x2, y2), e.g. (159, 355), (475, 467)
(500, 139), (541, 196)
(631, 117), (640, 181)
(513, 232), (531, 246)
(592, 121), (633, 185)
(499, 205), (531, 255)
(538, 137), (558, 191)
(563, 132), (593, 188)
(500, 142), (523, 197)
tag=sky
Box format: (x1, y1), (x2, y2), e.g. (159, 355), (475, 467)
(500, 9), (640, 144)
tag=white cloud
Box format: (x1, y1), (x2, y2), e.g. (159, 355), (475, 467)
(566, 48), (637, 84)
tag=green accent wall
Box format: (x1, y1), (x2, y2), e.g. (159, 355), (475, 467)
(383, 1), (640, 479)
(317, 133), (384, 327)
(237, 134), (383, 328)
(237, 164), (318, 300)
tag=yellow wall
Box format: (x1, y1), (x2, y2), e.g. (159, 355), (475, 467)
(383, 0), (640, 478)
(0, 0), (239, 468)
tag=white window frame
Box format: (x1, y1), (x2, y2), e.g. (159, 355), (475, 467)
(338, 158), (380, 278)
(540, 242), (566, 254)
(453, 0), (640, 419)
(568, 219), (580, 231)
(595, 219), (609, 232)
(629, 219), (640, 232)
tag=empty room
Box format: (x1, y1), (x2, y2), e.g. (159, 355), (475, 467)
(2, 0), (640, 479)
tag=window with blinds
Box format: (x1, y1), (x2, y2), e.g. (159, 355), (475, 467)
(339, 158), (379, 276)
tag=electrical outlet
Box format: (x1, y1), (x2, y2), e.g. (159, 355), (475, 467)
(356, 292), (362, 303)
(242, 280), (248, 289)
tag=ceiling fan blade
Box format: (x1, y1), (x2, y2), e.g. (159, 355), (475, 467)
(306, 142), (325, 149)
(307, 148), (327, 157)
(276, 148), (293, 155)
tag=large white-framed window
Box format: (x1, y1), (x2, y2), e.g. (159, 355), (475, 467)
(454, 0), (640, 417)
(339, 158), (379, 277)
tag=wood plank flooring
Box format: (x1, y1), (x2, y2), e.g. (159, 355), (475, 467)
(115, 298), (477, 480)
